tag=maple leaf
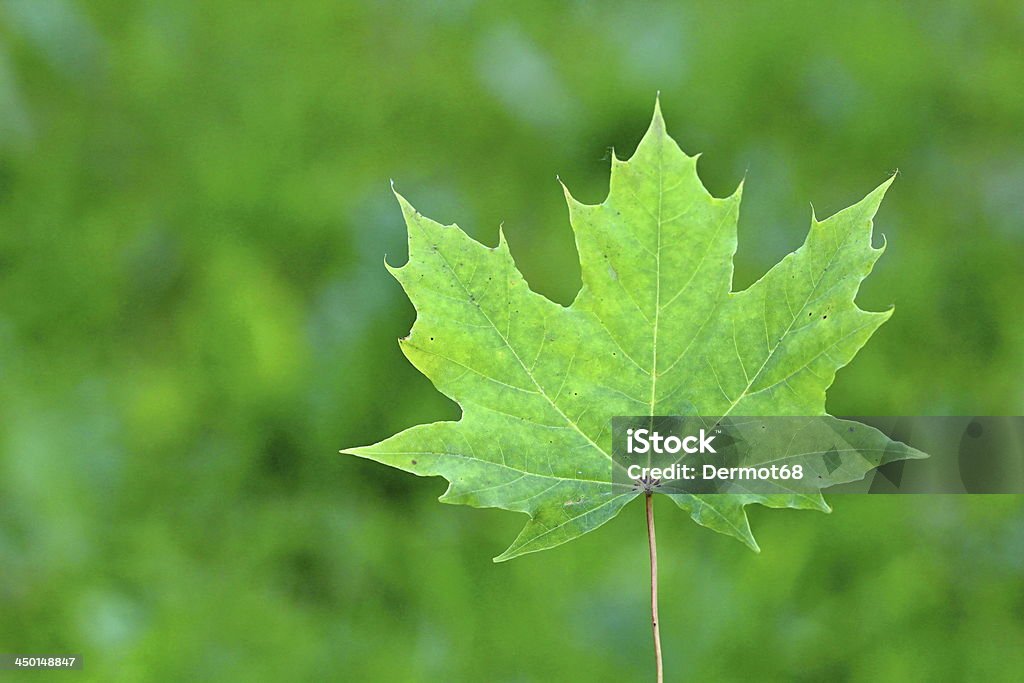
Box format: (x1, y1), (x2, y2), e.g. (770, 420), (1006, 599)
(344, 100), (923, 561)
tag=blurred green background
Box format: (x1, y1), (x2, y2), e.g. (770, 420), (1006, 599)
(1, 0), (1022, 680)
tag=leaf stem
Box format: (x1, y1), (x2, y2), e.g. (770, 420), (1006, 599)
(646, 492), (663, 683)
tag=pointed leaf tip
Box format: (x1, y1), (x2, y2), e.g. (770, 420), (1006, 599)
(556, 174), (570, 196)
(873, 173), (897, 197)
(651, 94), (665, 128)
(392, 188), (420, 223)
(729, 176), (745, 201)
(638, 94), (666, 145)
(859, 175), (896, 219)
(744, 534), (762, 553)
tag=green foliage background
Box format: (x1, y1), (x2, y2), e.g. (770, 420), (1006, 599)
(0, 1), (1021, 679)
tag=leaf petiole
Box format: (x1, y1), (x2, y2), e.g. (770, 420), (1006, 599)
(646, 492), (663, 682)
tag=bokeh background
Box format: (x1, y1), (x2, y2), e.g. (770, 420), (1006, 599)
(1, 1), (1022, 680)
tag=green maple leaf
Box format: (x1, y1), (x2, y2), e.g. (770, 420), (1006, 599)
(344, 101), (922, 561)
